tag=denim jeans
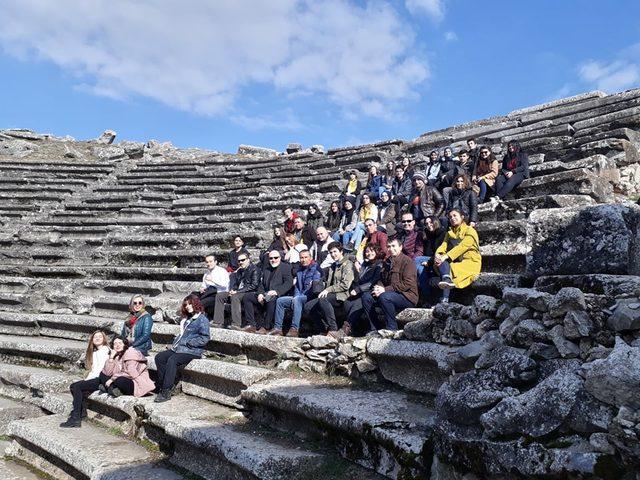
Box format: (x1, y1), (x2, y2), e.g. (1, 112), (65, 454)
(362, 291), (413, 331)
(274, 295), (307, 330)
(477, 179), (488, 203)
(414, 255), (431, 295)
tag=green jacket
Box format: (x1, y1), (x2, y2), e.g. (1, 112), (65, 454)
(325, 257), (355, 301)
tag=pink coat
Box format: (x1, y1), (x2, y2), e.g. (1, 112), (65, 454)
(102, 348), (155, 397)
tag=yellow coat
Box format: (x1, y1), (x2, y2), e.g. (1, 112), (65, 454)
(435, 223), (481, 289)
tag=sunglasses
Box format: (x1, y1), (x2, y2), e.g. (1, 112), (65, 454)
(401, 220), (414, 223)
(132, 301), (143, 306)
(269, 256), (280, 260)
(238, 258), (248, 262)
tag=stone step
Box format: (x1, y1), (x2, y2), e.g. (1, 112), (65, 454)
(0, 334), (85, 367)
(0, 397), (43, 435)
(528, 154), (618, 179)
(0, 455), (42, 480)
(242, 378), (435, 478)
(152, 324), (306, 364)
(0, 312), (120, 341)
(513, 169), (613, 203)
(7, 415), (184, 480)
(147, 355), (275, 408)
(477, 194), (597, 221)
(0, 264), (201, 282)
(533, 273), (640, 297)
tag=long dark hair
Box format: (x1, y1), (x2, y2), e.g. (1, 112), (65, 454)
(110, 336), (130, 358)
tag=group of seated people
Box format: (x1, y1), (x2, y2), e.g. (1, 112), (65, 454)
(61, 293), (210, 427)
(192, 138), (528, 338)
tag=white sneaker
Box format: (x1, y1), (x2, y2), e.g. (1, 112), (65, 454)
(438, 276), (455, 289)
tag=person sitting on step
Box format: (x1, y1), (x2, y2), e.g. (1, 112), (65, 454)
(121, 294), (153, 356)
(155, 295), (210, 403)
(304, 242), (355, 338)
(332, 199), (358, 249)
(305, 204), (324, 231)
(434, 209), (482, 303)
(425, 150), (441, 187)
(60, 330), (110, 428)
(309, 226), (335, 270)
(227, 236), (249, 273)
(282, 206), (300, 234)
(355, 218), (387, 264)
(443, 174), (478, 228)
(60, 336), (155, 427)
(271, 249), (322, 337)
(417, 215), (447, 302)
(391, 165), (412, 217)
(471, 146), (499, 203)
(341, 244), (383, 337)
(242, 250), (293, 334)
(495, 140), (530, 200)
(437, 147), (458, 190)
(364, 164), (383, 200)
(291, 216), (316, 248)
(361, 237), (418, 331)
(456, 149), (475, 180)
(409, 172), (444, 227)
(396, 212), (425, 261)
(198, 254), (230, 319)
(349, 193), (378, 253)
(212, 252), (260, 328)
(376, 190), (397, 236)
(338, 169), (362, 209)
(324, 201), (342, 238)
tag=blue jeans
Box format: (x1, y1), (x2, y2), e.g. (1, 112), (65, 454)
(414, 256), (431, 295)
(438, 261), (452, 301)
(362, 291), (413, 331)
(477, 180), (488, 203)
(274, 295), (307, 330)
(350, 223), (366, 249)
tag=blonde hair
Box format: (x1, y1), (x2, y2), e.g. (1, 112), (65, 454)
(284, 233), (298, 248)
(128, 294), (145, 313)
(85, 330), (109, 372)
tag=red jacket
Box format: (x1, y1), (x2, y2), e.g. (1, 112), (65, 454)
(284, 212), (300, 234)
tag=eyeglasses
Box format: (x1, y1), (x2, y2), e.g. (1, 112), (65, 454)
(401, 220), (414, 223)
(269, 256), (280, 260)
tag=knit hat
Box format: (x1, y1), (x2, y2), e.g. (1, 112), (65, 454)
(413, 172), (427, 183)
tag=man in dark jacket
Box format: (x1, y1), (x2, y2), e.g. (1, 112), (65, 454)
(438, 147), (458, 189)
(409, 172), (444, 225)
(391, 165), (412, 215)
(292, 217), (316, 247)
(270, 250), (322, 337)
(213, 253), (260, 328)
(396, 212), (424, 260)
(304, 242), (355, 336)
(242, 250), (293, 333)
(495, 140), (530, 199)
(467, 138), (480, 166)
(361, 237), (418, 331)
(309, 226), (334, 269)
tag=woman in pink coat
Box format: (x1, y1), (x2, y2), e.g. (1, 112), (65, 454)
(101, 336), (155, 398)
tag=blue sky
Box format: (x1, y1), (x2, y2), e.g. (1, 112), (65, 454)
(1, 0), (639, 153)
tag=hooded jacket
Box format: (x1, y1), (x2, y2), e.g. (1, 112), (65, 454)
(501, 142), (530, 178)
(446, 187), (479, 224)
(102, 348), (155, 397)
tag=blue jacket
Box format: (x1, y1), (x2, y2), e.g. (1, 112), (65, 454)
(366, 175), (383, 193)
(295, 262), (322, 297)
(121, 311), (153, 356)
(172, 313), (210, 357)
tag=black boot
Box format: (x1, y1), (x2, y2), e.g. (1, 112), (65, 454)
(60, 414), (81, 428)
(154, 390), (171, 403)
(107, 386), (123, 398)
(81, 404), (88, 419)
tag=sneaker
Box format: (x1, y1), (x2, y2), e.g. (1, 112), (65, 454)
(240, 326), (256, 333)
(256, 327), (269, 335)
(345, 242), (355, 251)
(267, 329), (283, 336)
(440, 297), (450, 304)
(286, 328), (299, 337)
(438, 276), (455, 289)
(59, 415), (81, 428)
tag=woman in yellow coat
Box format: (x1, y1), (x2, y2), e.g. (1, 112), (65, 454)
(434, 209), (481, 303)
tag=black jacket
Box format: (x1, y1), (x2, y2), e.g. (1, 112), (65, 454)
(325, 211), (342, 231)
(229, 263), (260, 292)
(410, 186), (444, 219)
(228, 248), (250, 271)
(257, 262), (294, 297)
(439, 156), (458, 179)
(352, 261), (382, 295)
(294, 226), (315, 247)
(446, 187), (478, 224)
(423, 227), (447, 257)
(392, 176), (412, 199)
(501, 152), (530, 178)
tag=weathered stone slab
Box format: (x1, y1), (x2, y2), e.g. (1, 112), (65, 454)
(366, 338), (458, 394)
(515, 169), (613, 203)
(243, 377), (435, 478)
(0, 334), (85, 366)
(534, 274), (640, 297)
(526, 204), (640, 277)
(7, 415), (182, 480)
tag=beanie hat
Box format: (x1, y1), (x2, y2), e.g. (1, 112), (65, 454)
(413, 172), (427, 183)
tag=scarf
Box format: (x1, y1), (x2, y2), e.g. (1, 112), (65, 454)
(127, 309), (147, 329)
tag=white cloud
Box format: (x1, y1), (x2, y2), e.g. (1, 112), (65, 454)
(578, 59), (640, 93)
(0, 0), (429, 121)
(231, 110), (305, 132)
(444, 31), (457, 42)
(405, 0), (444, 21)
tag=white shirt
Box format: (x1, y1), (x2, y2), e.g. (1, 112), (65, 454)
(85, 345), (110, 380)
(202, 266), (230, 292)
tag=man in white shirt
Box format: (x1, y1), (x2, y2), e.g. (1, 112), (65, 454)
(200, 254), (230, 318)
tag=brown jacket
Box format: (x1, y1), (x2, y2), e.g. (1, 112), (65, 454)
(378, 252), (418, 305)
